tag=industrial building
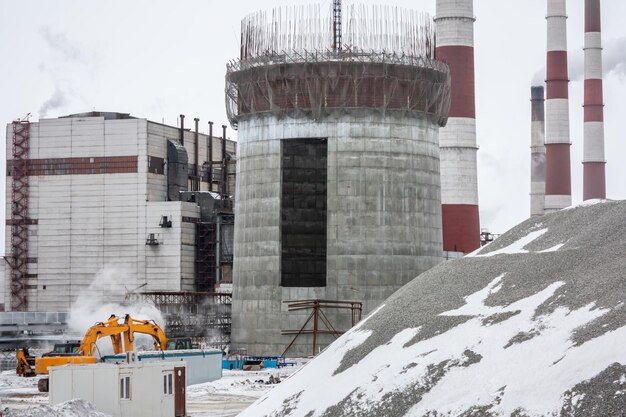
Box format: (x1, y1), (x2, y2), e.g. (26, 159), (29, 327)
(3, 112), (236, 343)
(227, 3), (452, 356)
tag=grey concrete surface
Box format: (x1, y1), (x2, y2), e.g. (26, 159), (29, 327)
(232, 112), (443, 356)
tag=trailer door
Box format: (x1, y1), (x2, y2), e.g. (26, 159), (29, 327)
(174, 367), (186, 417)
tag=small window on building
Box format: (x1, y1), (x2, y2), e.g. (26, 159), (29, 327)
(120, 376), (131, 400)
(163, 373), (173, 395)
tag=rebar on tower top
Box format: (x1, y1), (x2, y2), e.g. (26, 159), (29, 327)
(333, 0), (342, 51)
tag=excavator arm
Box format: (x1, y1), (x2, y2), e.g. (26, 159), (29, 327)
(35, 314), (168, 375)
(121, 315), (168, 352)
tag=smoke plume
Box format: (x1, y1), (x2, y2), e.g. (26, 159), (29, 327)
(68, 267), (165, 356)
(532, 37), (626, 84)
(37, 27), (89, 118)
(39, 88), (67, 118)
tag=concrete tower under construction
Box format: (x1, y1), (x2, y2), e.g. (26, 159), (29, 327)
(227, 3), (451, 356)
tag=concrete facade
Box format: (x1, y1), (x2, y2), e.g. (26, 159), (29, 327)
(232, 113), (443, 356)
(3, 114), (236, 311)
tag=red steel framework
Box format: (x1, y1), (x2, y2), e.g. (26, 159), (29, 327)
(9, 120), (31, 311)
(281, 299), (362, 356)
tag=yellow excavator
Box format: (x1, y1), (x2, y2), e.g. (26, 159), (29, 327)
(16, 314), (169, 392)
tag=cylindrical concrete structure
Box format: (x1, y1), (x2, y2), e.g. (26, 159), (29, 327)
(531, 86), (546, 217)
(435, 0), (480, 253)
(544, 0), (572, 212)
(226, 6), (451, 356)
(583, 0), (606, 201)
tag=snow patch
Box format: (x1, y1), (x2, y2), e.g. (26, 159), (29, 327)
(470, 229), (548, 257)
(539, 243), (565, 253)
(4, 399), (110, 417)
(563, 199), (611, 210)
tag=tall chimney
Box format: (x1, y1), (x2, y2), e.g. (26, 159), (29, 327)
(531, 86), (546, 217)
(583, 0), (606, 200)
(544, 0), (572, 212)
(435, 0), (480, 253)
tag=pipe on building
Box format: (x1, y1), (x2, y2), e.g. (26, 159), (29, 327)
(221, 125), (227, 199)
(583, 0), (606, 200)
(531, 86), (546, 217)
(435, 0), (480, 253)
(194, 118), (200, 192)
(179, 114), (185, 145)
(544, 0), (572, 212)
(208, 121), (214, 192)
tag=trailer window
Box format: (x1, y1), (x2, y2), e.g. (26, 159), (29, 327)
(120, 376), (131, 399)
(163, 373), (173, 395)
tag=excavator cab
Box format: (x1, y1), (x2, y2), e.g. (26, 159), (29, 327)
(42, 342), (81, 357)
(166, 337), (193, 350)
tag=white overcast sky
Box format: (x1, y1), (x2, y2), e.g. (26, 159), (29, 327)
(0, 0), (625, 248)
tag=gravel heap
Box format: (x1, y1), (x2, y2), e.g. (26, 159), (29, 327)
(239, 200), (626, 417)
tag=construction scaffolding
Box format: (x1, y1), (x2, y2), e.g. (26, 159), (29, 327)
(281, 299), (362, 356)
(9, 120), (31, 311)
(239, 4), (434, 62)
(227, 4), (449, 128)
(125, 292), (232, 350)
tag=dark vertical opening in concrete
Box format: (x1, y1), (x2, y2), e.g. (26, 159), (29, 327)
(281, 138), (327, 287)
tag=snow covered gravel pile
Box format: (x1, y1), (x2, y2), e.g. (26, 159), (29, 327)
(239, 200), (626, 417)
(3, 399), (110, 417)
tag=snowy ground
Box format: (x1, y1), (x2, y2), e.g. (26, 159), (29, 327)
(0, 359), (306, 417)
(186, 363), (305, 417)
(0, 361), (306, 416)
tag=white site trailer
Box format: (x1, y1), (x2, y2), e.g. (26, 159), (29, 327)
(103, 349), (222, 385)
(49, 358), (186, 417)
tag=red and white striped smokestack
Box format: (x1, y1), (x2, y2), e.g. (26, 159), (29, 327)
(435, 0), (480, 254)
(531, 86), (546, 217)
(544, 0), (572, 212)
(583, 0), (606, 200)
